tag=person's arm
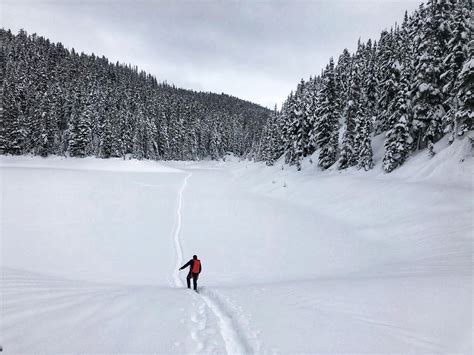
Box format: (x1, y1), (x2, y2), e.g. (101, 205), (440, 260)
(179, 260), (192, 270)
(199, 262), (202, 273)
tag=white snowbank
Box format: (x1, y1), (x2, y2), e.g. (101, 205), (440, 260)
(245, 132), (472, 189)
(388, 135), (472, 188)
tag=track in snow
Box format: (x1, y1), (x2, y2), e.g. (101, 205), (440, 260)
(172, 172), (192, 287)
(199, 288), (252, 354)
(170, 171), (252, 354)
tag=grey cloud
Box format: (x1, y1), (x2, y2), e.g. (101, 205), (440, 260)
(3, 0), (422, 108)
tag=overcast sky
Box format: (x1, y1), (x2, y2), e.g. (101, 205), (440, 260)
(3, 0), (422, 108)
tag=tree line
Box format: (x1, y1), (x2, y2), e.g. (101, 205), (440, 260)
(0, 29), (270, 160)
(257, 0), (472, 172)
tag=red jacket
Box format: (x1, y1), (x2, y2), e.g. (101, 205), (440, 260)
(180, 259), (202, 274)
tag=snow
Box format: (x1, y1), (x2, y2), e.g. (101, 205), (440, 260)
(392, 59), (402, 71)
(172, 172), (193, 288)
(463, 58), (474, 71)
(418, 82), (431, 93)
(1, 136), (472, 353)
(0, 155), (181, 173)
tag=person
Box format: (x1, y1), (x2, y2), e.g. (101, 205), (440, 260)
(179, 255), (202, 291)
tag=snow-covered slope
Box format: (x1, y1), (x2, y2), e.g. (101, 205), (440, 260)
(1, 137), (472, 353)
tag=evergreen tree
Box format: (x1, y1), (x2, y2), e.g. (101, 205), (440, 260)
(383, 38), (414, 172)
(375, 28), (399, 133)
(339, 47), (363, 170)
(314, 58), (339, 169)
(453, 50), (473, 137)
(411, 0), (451, 155)
(209, 120), (222, 160)
(335, 48), (352, 121)
(443, 3), (472, 142)
(68, 102), (92, 157)
(383, 113), (413, 173)
(258, 105), (283, 165)
(284, 80), (310, 170)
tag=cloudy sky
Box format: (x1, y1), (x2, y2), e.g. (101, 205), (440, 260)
(3, 0), (421, 108)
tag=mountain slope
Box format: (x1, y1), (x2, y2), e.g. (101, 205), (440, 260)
(0, 28), (270, 160)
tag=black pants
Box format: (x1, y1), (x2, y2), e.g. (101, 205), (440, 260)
(187, 272), (199, 290)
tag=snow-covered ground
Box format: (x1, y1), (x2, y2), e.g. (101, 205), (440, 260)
(1, 136), (472, 353)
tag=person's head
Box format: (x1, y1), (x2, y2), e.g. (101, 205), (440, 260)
(193, 255), (197, 260)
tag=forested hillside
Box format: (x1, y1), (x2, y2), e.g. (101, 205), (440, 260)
(257, 0), (472, 172)
(0, 29), (270, 160)
(1, 0), (472, 168)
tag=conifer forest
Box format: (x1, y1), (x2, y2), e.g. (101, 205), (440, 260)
(1, 0), (472, 173)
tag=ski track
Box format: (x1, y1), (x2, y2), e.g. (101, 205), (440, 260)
(172, 172), (192, 287)
(199, 289), (253, 354)
(171, 171), (253, 354)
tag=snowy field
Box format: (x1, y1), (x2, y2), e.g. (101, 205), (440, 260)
(1, 137), (472, 353)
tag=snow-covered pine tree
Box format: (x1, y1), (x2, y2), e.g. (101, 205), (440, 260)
(382, 11), (418, 172)
(259, 121), (273, 163)
(34, 90), (57, 157)
(354, 41), (375, 170)
(2, 80), (28, 154)
(339, 46), (364, 170)
(67, 101), (92, 158)
(411, 0), (451, 156)
(2, 30), (30, 155)
(334, 48), (352, 122)
(158, 120), (171, 160)
(363, 39), (378, 126)
(258, 105), (284, 165)
(0, 41), (5, 154)
(183, 102), (200, 160)
(269, 105), (284, 165)
(442, 2), (472, 142)
(313, 58), (339, 169)
(375, 28), (399, 134)
(355, 115), (374, 171)
(2, 62), (27, 154)
(284, 80), (310, 170)
(168, 98), (185, 159)
(303, 76), (319, 156)
(230, 114), (245, 157)
(209, 118), (222, 160)
(98, 86), (117, 158)
(383, 59), (414, 172)
(453, 49), (473, 137)
(130, 107), (144, 160)
(279, 92), (293, 161)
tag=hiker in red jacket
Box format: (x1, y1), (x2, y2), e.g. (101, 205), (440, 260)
(179, 255), (202, 290)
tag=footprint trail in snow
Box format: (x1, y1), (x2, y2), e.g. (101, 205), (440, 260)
(172, 172), (192, 287)
(171, 171), (253, 354)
